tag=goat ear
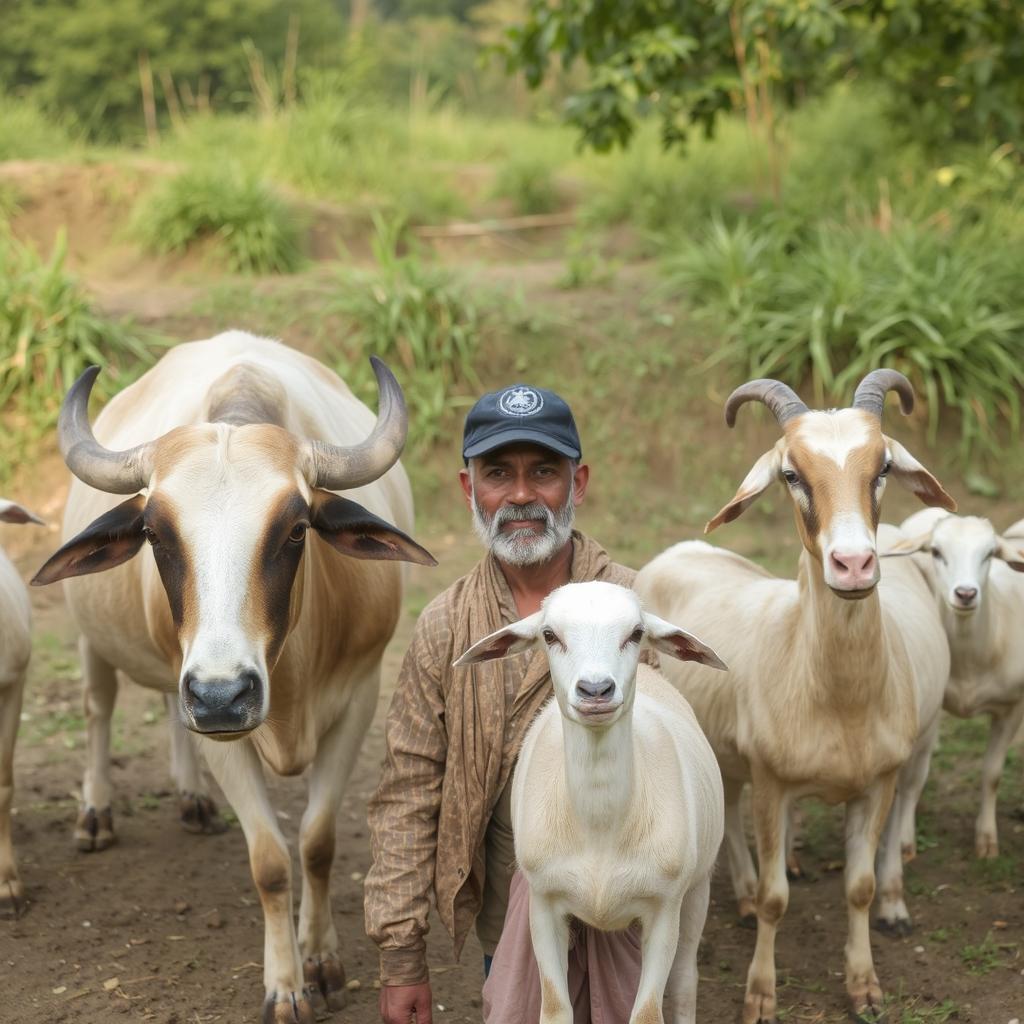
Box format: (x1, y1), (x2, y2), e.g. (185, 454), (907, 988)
(879, 532), (933, 558)
(0, 500), (45, 526)
(311, 490), (437, 566)
(32, 495), (146, 586)
(886, 437), (957, 512)
(705, 444), (782, 534)
(995, 536), (1024, 572)
(641, 613), (728, 671)
(453, 612), (543, 667)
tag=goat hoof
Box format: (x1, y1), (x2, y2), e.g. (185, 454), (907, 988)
(849, 997), (887, 1024)
(974, 836), (998, 859)
(74, 806), (116, 852)
(873, 917), (912, 938)
(742, 990), (777, 1024)
(303, 953), (347, 1010)
(262, 987), (317, 1024)
(179, 792), (227, 835)
(0, 877), (25, 919)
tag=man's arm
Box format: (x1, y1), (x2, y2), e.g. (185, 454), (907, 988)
(365, 601), (449, 989)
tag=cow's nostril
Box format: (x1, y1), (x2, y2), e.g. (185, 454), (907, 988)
(187, 673), (256, 710)
(954, 586), (978, 603)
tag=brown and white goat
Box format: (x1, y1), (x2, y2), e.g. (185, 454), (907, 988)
(888, 508), (1024, 857)
(635, 371), (956, 1023)
(0, 500), (44, 916)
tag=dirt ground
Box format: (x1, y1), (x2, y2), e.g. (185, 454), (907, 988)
(1, 519), (1022, 1024)
(1, 171), (1022, 1023)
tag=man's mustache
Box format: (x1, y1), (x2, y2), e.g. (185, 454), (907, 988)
(493, 503), (552, 527)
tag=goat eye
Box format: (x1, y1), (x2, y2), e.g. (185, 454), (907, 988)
(288, 523), (308, 544)
(142, 526), (159, 547)
(781, 469), (799, 485)
(542, 628), (557, 646)
(878, 460), (892, 479)
(930, 547), (944, 563)
(629, 627), (644, 644)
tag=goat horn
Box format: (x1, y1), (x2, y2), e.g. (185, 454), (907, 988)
(307, 357), (408, 491)
(852, 369), (915, 419)
(724, 379), (809, 428)
(59, 367), (154, 494)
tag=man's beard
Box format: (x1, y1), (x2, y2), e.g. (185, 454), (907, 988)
(471, 492), (575, 567)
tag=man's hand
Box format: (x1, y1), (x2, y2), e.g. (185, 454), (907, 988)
(380, 982), (434, 1024)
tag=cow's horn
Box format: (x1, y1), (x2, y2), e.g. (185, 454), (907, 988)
(724, 379), (809, 428)
(307, 357), (408, 490)
(59, 367), (154, 494)
(852, 369), (915, 419)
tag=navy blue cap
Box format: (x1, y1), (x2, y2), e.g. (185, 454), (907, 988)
(462, 385), (582, 461)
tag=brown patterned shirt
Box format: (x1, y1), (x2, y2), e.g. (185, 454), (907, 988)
(363, 533), (644, 985)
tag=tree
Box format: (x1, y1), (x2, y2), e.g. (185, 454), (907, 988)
(501, 0), (1024, 152)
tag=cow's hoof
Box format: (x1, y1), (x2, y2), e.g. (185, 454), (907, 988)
(262, 988), (318, 1024)
(0, 877), (25, 919)
(179, 792), (227, 835)
(74, 807), (116, 852)
(304, 953), (347, 1010)
(873, 917), (912, 938)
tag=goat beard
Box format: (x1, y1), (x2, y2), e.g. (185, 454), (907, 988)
(471, 492), (575, 567)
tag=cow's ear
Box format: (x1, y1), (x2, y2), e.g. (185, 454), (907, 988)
(32, 495), (146, 586)
(0, 500), (44, 526)
(310, 490), (437, 566)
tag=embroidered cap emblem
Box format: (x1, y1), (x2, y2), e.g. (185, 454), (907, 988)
(498, 386), (544, 417)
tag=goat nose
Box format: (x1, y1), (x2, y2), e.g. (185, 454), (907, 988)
(829, 549), (877, 586)
(576, 677), (615, 701)
(186, 670), (258, 711)
(954, 585), (978, 604)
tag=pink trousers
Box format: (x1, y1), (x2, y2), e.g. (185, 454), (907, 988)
(482, 871), (643, 1024)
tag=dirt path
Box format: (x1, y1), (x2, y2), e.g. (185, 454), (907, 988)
(2, 523), (1022, 1024)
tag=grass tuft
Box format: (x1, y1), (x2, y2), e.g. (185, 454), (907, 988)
(132, 166), (303, 274)
(0, 229), (156, 482)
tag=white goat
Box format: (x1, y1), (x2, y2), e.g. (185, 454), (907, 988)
(455, 580), (726, 1024)
(0, 499), (45, 916)
(888, 507), (1024, 857)
(635, 371), (955, 1023)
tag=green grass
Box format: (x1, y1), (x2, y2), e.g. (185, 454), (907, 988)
(132, 165), (304, 274)
(0, 91), (77, 160)
(0, 229), (156, 479)
(661, 214), (1024, 457)
(490, 155), (561, 215)
(326, 215), (492, 452)
(959, 932), (1018, 975)
(896, 998), (960, 1024)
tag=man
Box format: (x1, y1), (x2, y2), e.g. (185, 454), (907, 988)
(365, 384), (647, 1024)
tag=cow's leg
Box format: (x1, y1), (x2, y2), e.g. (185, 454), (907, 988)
(975, 702), (1024, 858)
(0, 673), (25, 915)
(199, 736), (314, 1024)
(76, 639), (118, 852)
(297, 671), (379, 1009)
(165, 694), (226, 835)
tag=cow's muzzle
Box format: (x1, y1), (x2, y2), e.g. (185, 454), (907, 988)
(182, 669), (264, 734)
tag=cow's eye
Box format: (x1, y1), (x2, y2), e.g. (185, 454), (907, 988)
(288, 523), (308, 544)
(542, 628), (558, 646)
(628, 627), (644, 645)
(142, 526), (159, 547)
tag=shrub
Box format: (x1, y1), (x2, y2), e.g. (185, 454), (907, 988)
(132, 165), (303, 274)
(327, 215), (483, 452)
(663, 215), (1024, 455)
(491, 156), (561, 215)
(0, 230), (155, 477)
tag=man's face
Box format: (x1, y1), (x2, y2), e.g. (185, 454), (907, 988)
(459, 443), (589, 567)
